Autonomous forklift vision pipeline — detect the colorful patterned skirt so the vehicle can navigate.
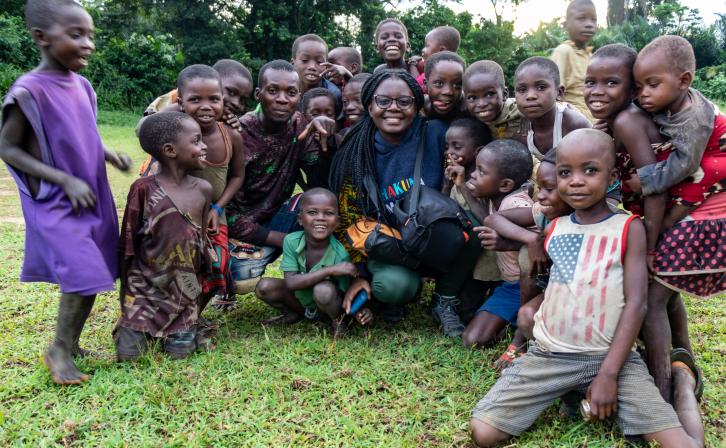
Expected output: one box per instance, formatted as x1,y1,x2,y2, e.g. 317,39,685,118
654,218,726,298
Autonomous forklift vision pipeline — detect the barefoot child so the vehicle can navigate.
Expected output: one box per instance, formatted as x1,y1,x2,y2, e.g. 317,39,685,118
550,0,597,122
423,51,467,122
0,0,131,384
115,112,212,360
632,36,726,402
459,140,534,348
513,57,590,160
255,188,371,337
470,129,705,448
463,61,522,140
483,151,573,369
176,65,246,311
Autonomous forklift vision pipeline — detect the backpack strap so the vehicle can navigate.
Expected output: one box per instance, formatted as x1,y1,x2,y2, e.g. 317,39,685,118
407,120,428,215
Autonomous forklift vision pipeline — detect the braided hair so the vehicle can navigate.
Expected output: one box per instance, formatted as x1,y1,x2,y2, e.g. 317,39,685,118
329,69,425,215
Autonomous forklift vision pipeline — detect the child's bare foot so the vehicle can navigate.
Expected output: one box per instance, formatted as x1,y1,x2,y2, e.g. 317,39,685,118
43,343,90,385
262,313,302,326
71,344,96,358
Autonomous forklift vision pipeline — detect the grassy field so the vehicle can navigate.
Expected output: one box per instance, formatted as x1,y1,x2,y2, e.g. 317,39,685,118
0,110,724,447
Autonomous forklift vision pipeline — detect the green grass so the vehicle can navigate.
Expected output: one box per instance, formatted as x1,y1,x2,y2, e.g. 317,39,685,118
0,110,724,446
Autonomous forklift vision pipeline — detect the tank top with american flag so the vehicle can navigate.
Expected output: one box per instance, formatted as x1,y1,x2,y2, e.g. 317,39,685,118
533,212,638,354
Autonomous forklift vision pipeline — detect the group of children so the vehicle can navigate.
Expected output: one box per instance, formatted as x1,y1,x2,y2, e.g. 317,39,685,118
1,0,722,446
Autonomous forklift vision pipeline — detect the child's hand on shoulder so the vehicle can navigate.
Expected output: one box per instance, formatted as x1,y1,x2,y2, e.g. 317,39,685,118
62,175,96,212
329,261,359,277
223,111,242,132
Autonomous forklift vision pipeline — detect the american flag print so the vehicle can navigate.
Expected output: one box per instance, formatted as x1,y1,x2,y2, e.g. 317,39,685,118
548,234,584,283
534,214,635,352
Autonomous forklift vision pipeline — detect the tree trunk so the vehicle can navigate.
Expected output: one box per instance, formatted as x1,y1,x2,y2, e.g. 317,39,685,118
607,0,625,26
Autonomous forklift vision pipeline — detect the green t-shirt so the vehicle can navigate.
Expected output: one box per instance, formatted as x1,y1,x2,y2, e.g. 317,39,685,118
280,231,351,309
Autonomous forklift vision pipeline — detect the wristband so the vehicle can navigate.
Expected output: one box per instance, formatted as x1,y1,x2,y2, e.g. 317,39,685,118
210,203,223,215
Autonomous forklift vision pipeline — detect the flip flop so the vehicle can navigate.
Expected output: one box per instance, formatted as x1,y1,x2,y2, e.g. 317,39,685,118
671,347,704,401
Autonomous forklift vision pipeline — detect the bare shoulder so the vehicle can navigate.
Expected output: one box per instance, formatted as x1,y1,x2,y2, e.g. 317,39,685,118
190,176,213,200
225,123,244,147
611,105,653,133
562,107,591,134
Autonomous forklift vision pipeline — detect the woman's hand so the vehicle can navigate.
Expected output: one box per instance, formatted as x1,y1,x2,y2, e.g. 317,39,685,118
343,277,371,314
354,307,373,325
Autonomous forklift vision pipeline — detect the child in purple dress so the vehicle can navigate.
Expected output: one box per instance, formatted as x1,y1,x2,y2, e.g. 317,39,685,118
0,0,131,384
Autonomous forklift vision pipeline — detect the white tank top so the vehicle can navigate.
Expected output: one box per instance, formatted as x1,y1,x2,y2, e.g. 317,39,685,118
527,102,566,160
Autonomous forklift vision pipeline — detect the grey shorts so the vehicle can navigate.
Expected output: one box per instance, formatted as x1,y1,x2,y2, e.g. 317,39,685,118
472,343,682,436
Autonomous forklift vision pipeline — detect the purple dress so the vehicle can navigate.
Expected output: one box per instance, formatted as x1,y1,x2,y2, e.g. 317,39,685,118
2,71,118,295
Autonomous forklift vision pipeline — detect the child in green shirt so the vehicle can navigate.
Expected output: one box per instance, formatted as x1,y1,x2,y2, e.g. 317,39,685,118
255,188,371,337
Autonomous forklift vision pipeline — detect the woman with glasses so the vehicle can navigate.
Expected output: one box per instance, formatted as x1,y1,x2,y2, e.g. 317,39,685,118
329,69,481,335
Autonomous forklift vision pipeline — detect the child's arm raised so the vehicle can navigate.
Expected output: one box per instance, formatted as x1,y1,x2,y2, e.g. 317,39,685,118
208,127,245,233
0,102,95,212
284,262,358,292
587,218,648,421
613,110,667,270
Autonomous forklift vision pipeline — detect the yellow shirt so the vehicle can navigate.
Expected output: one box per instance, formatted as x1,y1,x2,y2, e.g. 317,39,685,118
550,40,594,122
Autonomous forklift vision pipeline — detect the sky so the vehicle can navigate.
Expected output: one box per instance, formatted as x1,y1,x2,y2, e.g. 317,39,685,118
393,0,724,35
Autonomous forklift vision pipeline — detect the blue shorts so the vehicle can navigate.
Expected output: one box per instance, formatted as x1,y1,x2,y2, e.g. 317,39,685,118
477,280,520,326
229,194,303,281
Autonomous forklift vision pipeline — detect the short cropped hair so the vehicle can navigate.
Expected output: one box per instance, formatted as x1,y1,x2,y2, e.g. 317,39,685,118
257,59,297,88
481,139,533,189
212,59,253,85
301,87,338,116
448,117,492,148
177,64,221,96
541,148,557,165
348,73,372,86
428,26,461,52
424,51,466,78
515,56,560,87
292,34,328,59
25,0,82,30
593,44,637,84
328,47,363,69
639,35,696,74
464,60,506,90
301,187,338,209
566,0,595,17
375,18,409,40
138,111,194,159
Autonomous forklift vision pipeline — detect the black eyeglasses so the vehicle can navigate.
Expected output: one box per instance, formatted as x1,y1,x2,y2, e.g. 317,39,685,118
373,95,415,109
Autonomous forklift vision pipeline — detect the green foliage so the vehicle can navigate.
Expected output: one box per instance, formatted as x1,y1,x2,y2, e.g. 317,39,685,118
399,0,474,58
0,13,38,69
84,33,183,111
692,65,726,102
